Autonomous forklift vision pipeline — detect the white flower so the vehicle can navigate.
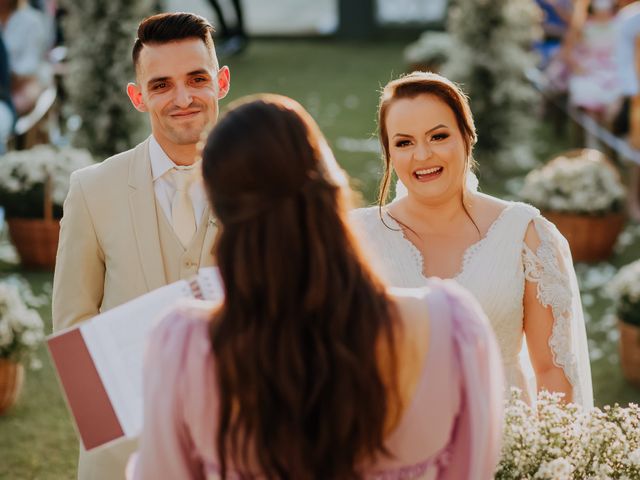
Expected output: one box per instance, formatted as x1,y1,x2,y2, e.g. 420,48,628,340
0,278,45,366
607,259,640,320
520,150,625,214
404,31,455,65
534,458,574,479
629,448,640,466
0,145,94,211
0,320,14,348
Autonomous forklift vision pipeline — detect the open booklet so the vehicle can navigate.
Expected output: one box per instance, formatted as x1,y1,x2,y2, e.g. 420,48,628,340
47,267,224,452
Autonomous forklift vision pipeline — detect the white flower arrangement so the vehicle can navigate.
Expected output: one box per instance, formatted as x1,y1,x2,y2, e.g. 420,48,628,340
64,0,153,158
0,277,45,367
403,31,455,67
520,150,625,215
0,145,94,218
606,259,640,327
497,389,640,479
443,0,541,170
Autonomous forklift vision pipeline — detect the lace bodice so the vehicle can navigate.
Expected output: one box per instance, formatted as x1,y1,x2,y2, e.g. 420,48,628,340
351,202,593,407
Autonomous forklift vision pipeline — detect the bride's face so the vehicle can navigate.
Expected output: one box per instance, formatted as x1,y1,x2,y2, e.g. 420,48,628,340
385,94,467,203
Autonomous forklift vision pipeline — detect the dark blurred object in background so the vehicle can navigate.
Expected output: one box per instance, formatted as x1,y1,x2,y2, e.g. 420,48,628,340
207,0,248,57
0,35,15,153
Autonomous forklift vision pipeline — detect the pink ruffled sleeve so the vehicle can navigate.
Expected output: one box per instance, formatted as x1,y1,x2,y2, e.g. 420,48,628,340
127,301,210,480
436,281,505,480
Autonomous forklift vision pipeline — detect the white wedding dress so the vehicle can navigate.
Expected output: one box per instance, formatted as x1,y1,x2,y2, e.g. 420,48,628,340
351,201,593,408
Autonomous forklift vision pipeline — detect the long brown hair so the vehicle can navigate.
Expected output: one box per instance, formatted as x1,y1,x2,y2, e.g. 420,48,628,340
377,71,478,207
201,94,400,480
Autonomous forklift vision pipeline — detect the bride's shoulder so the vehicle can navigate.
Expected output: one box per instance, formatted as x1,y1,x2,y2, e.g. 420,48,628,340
472,193,539,219
476,195,567,253
350,205,379,219
349,205,389,232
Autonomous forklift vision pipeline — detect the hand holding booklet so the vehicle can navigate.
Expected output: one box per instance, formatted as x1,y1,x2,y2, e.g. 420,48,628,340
47,267,224,452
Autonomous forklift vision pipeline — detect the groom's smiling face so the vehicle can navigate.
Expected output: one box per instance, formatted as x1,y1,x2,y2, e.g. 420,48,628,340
128,38,230,149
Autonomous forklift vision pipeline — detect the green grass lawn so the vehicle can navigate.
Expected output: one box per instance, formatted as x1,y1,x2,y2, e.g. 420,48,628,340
1,38,639,479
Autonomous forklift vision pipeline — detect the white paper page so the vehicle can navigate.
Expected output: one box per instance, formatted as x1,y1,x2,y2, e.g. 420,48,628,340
197,267,225,302
81,280,193,438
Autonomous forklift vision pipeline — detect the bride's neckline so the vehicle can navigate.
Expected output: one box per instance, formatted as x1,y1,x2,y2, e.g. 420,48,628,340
383,203,517,281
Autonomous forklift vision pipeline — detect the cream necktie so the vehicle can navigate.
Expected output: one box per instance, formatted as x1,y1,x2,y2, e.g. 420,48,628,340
171,168,196,248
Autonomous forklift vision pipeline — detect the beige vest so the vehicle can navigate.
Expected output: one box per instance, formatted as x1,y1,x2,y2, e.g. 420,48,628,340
156,197,213,283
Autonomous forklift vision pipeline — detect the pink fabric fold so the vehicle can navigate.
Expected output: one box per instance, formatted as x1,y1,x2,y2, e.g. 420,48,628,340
433,280,505,480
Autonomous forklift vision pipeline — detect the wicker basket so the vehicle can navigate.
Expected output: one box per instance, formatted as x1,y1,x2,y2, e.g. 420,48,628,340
541,149,626,262
619,320,640,388
0,359,24,415
7,218,59,269
5,175,59,270
543,211,626,262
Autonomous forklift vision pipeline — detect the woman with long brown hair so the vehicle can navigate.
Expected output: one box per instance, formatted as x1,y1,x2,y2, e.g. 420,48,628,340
352,71,593,408
129,94,503,480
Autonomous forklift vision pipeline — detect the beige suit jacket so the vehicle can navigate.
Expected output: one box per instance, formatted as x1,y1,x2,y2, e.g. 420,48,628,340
52,137,217,480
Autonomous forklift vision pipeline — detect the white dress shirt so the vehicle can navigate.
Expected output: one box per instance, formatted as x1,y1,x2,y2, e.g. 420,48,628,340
149,136,207,227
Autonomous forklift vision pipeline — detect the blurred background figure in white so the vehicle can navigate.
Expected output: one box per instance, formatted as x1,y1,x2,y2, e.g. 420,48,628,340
0,0,54,117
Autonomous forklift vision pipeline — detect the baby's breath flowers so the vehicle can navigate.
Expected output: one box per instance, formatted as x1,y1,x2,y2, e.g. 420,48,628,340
497,389,640,479
0,277,46,368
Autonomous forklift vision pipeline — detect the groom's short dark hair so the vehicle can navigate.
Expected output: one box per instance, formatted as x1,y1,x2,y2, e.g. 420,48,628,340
132,12,217,70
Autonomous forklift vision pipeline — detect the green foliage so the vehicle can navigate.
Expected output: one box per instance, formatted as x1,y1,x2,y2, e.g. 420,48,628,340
0,272,76,479
62,0,156,159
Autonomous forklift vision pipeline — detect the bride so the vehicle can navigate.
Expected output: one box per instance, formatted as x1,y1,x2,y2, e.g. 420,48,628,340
352,71,593,408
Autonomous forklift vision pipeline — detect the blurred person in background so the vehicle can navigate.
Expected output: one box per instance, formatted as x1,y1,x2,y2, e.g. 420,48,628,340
563,0,623,124
535,0,574,67
614,0,640,219
206,0,247,56
128,94,504,480
0,0,53,116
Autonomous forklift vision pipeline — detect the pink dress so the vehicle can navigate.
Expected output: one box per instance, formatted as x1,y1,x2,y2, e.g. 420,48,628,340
569,18,622,111
128,280,504,480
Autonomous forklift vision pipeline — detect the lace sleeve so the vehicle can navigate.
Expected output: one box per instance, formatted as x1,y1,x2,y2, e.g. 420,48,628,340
521,216,594,408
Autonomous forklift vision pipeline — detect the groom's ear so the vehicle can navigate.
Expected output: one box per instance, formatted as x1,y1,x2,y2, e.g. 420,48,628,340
216,66,230,100
127,83,147,112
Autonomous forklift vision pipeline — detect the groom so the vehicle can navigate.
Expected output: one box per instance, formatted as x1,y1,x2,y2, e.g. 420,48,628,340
52,12,230,480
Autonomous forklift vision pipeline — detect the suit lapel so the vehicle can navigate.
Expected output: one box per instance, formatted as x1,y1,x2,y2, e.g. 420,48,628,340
128,138,167,291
